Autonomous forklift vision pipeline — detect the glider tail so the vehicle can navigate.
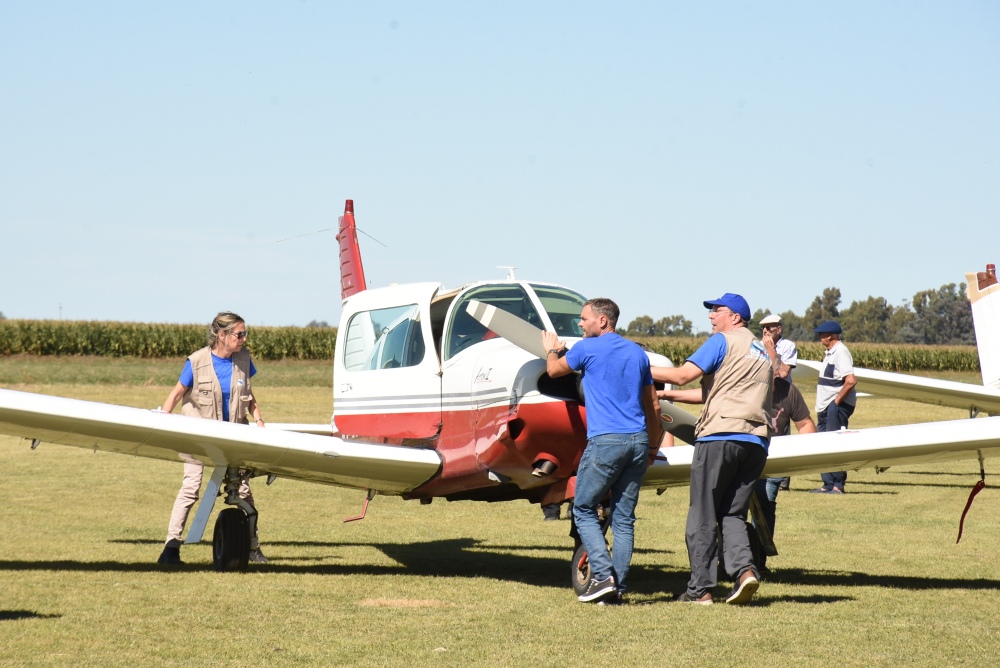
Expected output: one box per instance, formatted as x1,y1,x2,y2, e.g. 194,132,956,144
337,199,367,299
966,263,1000,388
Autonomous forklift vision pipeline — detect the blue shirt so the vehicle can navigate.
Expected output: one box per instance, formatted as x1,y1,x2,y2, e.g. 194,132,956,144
565,332,653,439
687,332,769,450
179,355,257,422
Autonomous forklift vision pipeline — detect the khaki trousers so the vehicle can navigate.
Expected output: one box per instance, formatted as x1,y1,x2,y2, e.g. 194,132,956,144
164,461,257,549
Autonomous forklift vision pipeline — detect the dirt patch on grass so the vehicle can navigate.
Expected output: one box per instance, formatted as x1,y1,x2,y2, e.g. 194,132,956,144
360,598,448,608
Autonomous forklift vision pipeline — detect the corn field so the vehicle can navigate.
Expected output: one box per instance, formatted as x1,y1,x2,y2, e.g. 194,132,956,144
0,321,980,371
0,320,336,360
632,336,980,373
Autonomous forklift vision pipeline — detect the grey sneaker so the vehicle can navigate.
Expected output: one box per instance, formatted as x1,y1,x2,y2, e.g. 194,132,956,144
156,546,184,566
577,576,616,603
676,591,713,605
249,547,269,564
726,570,759,604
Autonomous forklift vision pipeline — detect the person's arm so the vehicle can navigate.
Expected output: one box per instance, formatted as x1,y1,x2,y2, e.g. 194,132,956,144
761,331,782,377
641,384,664,461
793,416,817,434
650,361,704,386
834,374,857,405
656,388,703,404
541,331,572,377
161,382,188,414
248,397,264,426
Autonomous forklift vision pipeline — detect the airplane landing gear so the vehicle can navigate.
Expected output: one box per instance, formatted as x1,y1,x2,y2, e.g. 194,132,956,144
570,543,591,596
568,500,611,596
213,508,250,572
211,467,258,573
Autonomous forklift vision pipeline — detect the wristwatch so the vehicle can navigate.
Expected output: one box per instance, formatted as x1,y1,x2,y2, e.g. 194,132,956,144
547,349,561,355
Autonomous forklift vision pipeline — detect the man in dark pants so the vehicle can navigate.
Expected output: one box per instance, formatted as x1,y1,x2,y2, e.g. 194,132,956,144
811,320,857,494
753,377,816,573
652,293,773,605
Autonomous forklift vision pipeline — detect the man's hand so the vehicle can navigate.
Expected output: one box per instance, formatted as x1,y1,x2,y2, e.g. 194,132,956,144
541,331,565,355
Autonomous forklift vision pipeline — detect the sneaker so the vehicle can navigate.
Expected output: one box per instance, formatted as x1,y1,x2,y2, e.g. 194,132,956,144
157,546,184,566
676,591,713,605
578,576,616,603
831,487,845,494
596,592,625,606
726,570,759,605
249,547,269,564
809,487,833,494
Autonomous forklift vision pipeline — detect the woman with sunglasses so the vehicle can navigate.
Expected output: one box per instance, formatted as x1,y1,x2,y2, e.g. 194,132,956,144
155,311,268,566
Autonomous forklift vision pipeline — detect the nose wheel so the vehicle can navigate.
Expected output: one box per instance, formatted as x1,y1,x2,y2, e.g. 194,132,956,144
570,543,592,596
213,507,251,572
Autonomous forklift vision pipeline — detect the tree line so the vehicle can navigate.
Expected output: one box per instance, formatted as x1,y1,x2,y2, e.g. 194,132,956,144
622,282,974,344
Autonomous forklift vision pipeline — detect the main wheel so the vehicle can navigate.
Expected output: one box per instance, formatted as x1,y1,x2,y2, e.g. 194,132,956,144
213,508,250,572
571,543,591,596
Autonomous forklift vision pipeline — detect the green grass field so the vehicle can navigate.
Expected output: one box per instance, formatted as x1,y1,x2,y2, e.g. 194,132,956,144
1,358,997,667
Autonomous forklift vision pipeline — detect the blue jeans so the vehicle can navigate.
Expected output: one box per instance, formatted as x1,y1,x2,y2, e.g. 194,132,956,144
573,431,649,593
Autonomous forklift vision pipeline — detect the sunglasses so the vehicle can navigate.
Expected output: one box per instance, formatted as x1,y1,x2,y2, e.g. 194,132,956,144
231,331,248,340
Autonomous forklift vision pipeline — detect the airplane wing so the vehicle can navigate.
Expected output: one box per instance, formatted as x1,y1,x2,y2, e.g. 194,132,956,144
794,360,1000,415
0,388,441,493
644,416,1000,488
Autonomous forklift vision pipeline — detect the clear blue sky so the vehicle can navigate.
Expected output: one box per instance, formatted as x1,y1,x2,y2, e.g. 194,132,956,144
2,2,997,329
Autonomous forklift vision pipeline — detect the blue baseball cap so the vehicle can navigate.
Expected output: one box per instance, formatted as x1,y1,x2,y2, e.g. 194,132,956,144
814,320,842,334
703,293,751,322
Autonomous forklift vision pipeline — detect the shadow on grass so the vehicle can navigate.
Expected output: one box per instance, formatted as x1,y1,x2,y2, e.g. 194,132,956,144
842,479,982,490
0,609,61,621
3,537,998,601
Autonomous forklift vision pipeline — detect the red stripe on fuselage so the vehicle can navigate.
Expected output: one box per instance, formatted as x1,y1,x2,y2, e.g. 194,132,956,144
336,399,589,499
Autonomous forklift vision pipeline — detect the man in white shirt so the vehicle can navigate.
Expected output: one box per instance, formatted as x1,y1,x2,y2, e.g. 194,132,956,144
810,320,857,494
759,314,797,382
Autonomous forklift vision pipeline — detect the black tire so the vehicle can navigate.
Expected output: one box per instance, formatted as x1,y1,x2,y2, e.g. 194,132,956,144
571,543,591,596
213,508,250,572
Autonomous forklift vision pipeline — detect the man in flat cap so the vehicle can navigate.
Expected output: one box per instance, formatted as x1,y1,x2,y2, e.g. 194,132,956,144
759,314,797,382
811,320,857,494
760,313,798,491
652,293,773,605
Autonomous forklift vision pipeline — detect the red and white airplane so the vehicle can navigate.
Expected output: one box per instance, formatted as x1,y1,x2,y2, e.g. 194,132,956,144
1,200,999,584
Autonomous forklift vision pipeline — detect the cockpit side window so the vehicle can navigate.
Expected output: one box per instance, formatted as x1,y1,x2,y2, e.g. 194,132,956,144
343,304,425,371
530,285,586,338
446,285,542,360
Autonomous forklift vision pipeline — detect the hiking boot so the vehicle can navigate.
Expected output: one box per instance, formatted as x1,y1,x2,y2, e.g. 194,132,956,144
726,569,759,604
577,576,616,603
157,546,184,566
676,591,713,605
249,547,269,564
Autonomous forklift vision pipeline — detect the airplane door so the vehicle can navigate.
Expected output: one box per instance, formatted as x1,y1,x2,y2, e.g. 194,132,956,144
333,283,442,440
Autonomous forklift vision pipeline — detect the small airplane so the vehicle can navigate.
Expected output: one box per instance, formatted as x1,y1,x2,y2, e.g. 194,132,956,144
2,199,999,590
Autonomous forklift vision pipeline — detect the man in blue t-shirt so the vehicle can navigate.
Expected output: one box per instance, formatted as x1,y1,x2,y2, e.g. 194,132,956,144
543,298,662,604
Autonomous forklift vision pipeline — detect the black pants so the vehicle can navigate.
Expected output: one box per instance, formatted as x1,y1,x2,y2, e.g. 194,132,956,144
685,439,768,598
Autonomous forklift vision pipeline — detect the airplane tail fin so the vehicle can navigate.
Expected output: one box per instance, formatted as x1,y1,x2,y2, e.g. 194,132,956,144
966,263,999,388
337,199,367,299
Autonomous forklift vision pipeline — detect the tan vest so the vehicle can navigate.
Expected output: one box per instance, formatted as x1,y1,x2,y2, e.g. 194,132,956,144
695,328,773,440
180,346,254,424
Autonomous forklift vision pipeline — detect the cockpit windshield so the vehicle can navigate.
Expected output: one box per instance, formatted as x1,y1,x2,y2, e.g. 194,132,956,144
529,284,586,338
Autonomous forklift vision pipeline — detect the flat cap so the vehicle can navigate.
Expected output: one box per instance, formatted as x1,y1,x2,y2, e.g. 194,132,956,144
814,320,842,335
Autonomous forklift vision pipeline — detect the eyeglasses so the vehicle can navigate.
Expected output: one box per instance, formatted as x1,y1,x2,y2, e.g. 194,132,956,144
231,331,248,340
709,306,730,314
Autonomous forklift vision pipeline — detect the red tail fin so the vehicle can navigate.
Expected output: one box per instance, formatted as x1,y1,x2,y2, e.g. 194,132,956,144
337,199,367,299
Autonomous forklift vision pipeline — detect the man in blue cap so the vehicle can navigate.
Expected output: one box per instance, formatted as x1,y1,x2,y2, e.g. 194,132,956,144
811,320,857,494
652,293,773,605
